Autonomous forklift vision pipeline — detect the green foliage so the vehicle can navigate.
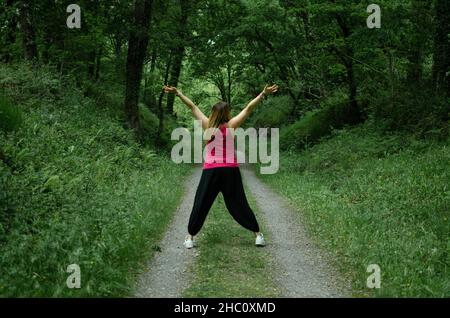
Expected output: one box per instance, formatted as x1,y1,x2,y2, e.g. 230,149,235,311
1,0,449,298
0,63,62,103
139,103,159,142
159,115,180,148
259,126,450,297
248,95,294,129
368,84,449,138
0,161,11,236
42,175,61,192
280,91,354,150
83,81,123,113
0,93,22,132
0,63,189,296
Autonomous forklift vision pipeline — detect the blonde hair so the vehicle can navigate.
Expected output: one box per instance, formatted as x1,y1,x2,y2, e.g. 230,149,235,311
205,101,231,141
208,101,231,129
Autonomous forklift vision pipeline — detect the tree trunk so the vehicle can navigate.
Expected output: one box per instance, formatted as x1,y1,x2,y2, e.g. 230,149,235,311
432,0,450,94
95,47,102,81
346,50,360,123
87,49,96,80
334,14,361,124
124,0,153,138
226,63,232,106
407,0,432,83
166,47,184,114
18,1,38,62
150,48,157,72
156,57,172,146
407,50,423,83
386,48,396,114
2,0,18,63
41,31,52,64
167,0,190,115
112,35,124,77
212,72,227,103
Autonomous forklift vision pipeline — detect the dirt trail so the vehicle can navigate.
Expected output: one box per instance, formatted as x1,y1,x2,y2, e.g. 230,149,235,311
134,166,349,297
133,168,201,298
241,166,349,297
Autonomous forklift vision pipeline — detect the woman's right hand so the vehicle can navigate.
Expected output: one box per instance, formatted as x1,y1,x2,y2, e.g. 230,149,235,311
163,85,179,95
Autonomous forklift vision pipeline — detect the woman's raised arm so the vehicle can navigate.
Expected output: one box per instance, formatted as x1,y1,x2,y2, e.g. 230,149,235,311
228,84,278,129
163,86,209,129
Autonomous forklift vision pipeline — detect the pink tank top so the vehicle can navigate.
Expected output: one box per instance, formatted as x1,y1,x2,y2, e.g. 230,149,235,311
203,123,239,170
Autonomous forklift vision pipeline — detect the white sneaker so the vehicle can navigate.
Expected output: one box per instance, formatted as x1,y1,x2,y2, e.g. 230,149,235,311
184,235,194,249
255,233,266,247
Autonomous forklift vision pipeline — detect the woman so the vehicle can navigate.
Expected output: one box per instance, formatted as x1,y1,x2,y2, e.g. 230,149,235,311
163,84,279,249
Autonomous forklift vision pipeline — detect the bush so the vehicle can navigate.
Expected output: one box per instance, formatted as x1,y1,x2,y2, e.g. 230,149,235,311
0,93,22,132
259,126,450,297
159,115,180,148
248,95,294,129
0,63,189,296
0,63,62,103
368,83,449,139
83,81,122,113
139,103,159,142
280,91,355,150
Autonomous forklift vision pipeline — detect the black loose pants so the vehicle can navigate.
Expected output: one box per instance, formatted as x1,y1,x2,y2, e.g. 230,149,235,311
188,167,260,236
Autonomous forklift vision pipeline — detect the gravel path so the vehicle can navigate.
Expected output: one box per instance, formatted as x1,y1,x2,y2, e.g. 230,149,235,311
134,166,349,298
133,168,201,298
241,166,350,297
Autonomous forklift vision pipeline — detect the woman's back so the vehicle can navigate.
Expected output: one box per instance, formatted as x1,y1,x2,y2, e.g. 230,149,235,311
203,122,239,170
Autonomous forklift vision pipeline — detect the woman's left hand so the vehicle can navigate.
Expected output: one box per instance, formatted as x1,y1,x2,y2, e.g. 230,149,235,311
263,84,279,95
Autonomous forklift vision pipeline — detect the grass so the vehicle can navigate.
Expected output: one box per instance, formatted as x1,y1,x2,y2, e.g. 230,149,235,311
183,185,280,298
257,126,450,297
0,63,190,296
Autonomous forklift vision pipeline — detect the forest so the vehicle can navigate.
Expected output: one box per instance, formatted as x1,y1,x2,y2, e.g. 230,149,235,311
0,0,449,298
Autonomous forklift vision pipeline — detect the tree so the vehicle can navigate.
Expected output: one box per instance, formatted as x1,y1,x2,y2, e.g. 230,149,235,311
18,1,38,61
167,0,192,115
1,0,18,63
107,1,132,78
333,11,361,124
406,0,432,83
124,0,153,137
432,0,450,94
189,0,249,107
